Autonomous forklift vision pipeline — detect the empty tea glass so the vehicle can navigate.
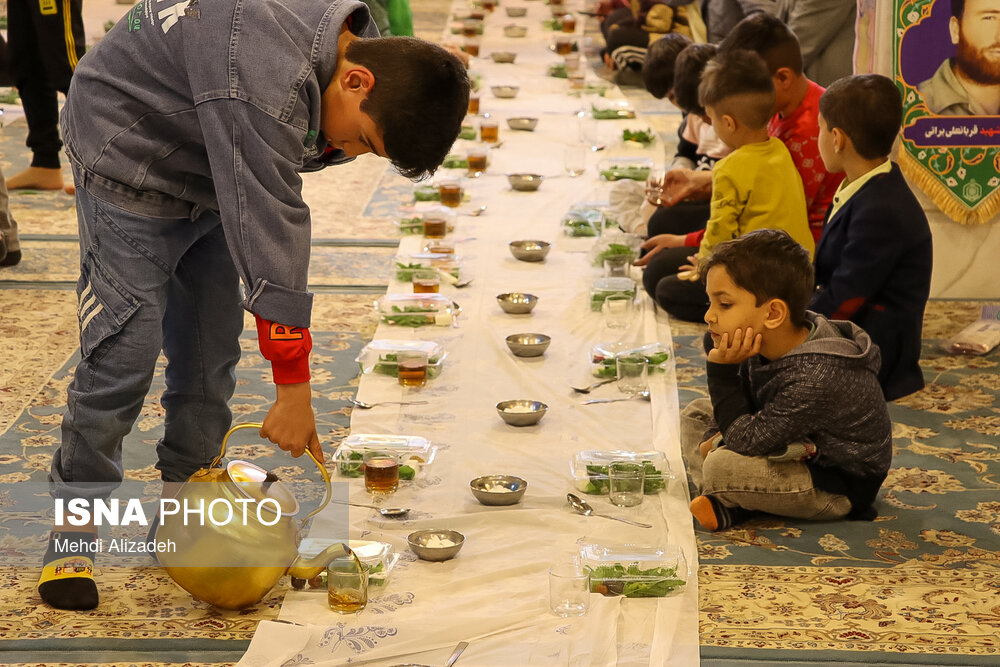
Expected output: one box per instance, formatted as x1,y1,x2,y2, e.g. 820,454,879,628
608,461,645,507
616,354,648,396
564,145,587,177
548,562,590,617
601,294,633,329
603,255,631,278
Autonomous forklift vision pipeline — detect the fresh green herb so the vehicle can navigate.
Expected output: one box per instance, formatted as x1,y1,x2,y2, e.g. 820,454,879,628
593,243,636,267
371,353,442,378
622,128,655,145
398,217,423,235
548,63,568,78
442,154,468,169
568,85,608,98
599,165,650,181
586,563,685,597
414,185,440,201
470,75,483,92
589,289,636,312
543,18,563,30
395,262,459,282
562,214,598,237
450,23,483,34
338,451,364,477
458,125,477,140
381,305,439,327
581,461,666,495
399,465,416,481
591,105,636,120
592,350,670,375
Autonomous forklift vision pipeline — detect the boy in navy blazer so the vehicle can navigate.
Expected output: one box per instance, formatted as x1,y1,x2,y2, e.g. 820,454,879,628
811,74,932,400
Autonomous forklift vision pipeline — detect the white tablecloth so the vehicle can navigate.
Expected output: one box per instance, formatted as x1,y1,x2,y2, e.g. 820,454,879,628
238,4,699,666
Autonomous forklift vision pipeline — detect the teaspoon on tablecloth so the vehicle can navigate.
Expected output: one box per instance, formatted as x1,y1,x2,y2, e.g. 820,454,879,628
566,493,652,528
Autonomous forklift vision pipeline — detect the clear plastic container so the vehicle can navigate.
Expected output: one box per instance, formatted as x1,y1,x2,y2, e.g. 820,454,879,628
394,254,462,282
356,340,448,379
375,294,455,327
297,539,400,587
334,434,438,480
590,342,672,377
596,157,653,181
591,232,642,268
590,101,637,120
570,449,671,495
589,277,637,312
579,541,687,597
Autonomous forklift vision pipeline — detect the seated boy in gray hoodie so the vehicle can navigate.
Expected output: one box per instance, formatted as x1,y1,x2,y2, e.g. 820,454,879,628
681,229,892,531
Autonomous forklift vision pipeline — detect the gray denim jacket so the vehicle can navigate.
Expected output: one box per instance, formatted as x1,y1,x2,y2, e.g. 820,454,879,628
62,0,378,328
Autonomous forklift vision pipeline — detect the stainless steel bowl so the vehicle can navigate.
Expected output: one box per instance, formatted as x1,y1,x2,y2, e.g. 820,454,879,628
470,474,529,504
495,399,547,426
505,6,528,17
509,240,551,261
508,173,544,191
505,333,551,357
496,292,538,314
407,529,466,562
491,51,517,64
507,116,538,131
491,85,520,99
504,25,527,38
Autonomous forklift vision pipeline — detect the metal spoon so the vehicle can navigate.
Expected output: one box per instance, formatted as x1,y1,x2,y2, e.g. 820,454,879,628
468,204,487,217
334,500,410,518
566,493,652,528
581,390,651,405
389,640,468,667
348,398,429,409
570,377,617,394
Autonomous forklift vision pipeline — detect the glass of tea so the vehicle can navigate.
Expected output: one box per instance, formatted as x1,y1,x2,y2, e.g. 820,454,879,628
438,179,463,208
423,212,448,239
412,269,440,294
328,557,369,614
467,145,489,177
561,14,577,32
482,0,496,12
468,93,481,115
397,349,429,388
462,19,479,37
463,38,480,57
364,450,400,494
479,119,499,143
555,36,574,56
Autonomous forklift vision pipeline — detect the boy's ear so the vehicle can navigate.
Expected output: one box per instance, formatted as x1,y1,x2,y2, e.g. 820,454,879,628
772,67,796,90
762,298,789,330
341,66,375,94
722,113,738,133
831,127,849,154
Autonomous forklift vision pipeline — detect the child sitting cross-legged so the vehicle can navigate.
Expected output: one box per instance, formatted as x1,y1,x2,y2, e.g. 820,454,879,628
637,49,814,322
681,229,893,531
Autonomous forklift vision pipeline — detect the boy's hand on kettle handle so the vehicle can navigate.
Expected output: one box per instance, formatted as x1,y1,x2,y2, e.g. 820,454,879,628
261,381,324,463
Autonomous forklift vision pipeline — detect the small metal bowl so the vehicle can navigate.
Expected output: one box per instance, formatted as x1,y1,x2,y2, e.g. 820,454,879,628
492,85,520,99
491,51,517,64
505,333,551,357
507,116,538,132
470,474,529,504
505,6,528,17
509,239,551,262
407,529,466,562
496,292,538,314
508,173,544,191
504,25,527,38
495,400,547,426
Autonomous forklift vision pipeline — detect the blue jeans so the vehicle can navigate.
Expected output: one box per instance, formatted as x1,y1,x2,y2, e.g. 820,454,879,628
51,167,244,498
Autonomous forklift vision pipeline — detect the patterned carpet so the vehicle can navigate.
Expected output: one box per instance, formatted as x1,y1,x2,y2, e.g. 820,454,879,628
673,302,1000,665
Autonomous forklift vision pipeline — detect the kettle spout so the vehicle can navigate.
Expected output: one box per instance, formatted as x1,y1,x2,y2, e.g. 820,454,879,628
287,542,353,580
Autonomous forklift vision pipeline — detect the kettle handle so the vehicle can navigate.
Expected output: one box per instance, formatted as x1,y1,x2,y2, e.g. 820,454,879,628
210,422,332,521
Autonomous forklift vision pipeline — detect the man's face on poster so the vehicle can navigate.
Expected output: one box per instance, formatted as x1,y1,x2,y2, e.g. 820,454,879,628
951,0,1000,84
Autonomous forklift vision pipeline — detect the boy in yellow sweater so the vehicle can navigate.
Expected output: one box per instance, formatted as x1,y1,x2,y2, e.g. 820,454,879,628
638,50,814,321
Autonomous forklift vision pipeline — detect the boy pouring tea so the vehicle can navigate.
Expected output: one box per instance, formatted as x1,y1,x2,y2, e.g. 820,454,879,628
39,0,469,610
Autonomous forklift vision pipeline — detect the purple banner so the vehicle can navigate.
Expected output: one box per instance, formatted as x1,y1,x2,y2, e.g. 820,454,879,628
904,117,1000,146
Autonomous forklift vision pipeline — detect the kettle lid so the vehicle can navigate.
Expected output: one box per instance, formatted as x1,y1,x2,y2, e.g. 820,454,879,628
226,460,299,516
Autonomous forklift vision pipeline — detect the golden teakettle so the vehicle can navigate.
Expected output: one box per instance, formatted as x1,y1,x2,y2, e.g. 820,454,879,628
156,423,351,610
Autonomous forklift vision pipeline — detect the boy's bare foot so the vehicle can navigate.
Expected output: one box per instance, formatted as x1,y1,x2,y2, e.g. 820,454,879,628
5,166,65,191
64,182,76,195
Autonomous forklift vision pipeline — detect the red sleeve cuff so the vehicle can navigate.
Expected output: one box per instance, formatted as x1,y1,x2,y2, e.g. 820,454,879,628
254,315,312,385
685,230,704,246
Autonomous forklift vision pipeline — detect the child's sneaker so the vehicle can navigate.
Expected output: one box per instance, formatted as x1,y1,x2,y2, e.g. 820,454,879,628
37,531,99,610
690,494,753,531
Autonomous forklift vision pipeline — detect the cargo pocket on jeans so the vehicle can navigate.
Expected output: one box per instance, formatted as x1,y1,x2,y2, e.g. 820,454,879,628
76,252,140,359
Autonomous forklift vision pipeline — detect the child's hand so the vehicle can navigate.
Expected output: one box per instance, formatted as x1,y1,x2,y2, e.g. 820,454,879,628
676,255,699,280
661,169,712,207
634,234,686,266
707,327,762,365
260,381,324,463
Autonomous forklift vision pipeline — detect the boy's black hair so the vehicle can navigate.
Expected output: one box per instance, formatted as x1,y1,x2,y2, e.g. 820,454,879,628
718,13,803,75
642,33,693,99
819,74,902,160
347,37,470,180
672,43,717,116
701,229,814,328
952,0,965,17
699,50,775,129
